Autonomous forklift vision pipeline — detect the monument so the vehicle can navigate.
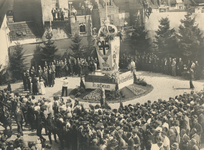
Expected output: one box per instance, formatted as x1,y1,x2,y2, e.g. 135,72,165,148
84,19,134,90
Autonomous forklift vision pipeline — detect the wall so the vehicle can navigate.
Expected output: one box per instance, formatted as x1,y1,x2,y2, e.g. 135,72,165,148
98,6,120,26
145,10,204,42
0,15,10,67
9,37,88,69
70,15,92,36
41,0,69,23
41,0,53,23
113,0,144,26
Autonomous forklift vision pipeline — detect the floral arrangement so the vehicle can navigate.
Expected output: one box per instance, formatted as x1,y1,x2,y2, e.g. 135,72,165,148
83,88,102,101
106,71,119,83
126,84,146,95
135,77,147,86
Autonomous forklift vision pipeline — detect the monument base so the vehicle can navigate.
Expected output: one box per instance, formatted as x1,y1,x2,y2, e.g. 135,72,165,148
85,69,134,90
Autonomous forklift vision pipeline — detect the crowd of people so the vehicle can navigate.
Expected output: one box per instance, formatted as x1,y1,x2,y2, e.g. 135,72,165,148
22,57,99,95
0,88,203,150
120,53,203,80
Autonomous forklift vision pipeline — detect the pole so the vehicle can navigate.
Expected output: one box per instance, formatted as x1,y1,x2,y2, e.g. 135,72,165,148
106,0,107,19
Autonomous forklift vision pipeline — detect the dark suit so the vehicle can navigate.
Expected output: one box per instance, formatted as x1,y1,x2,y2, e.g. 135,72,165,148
15,110,24,134
47,116,57,144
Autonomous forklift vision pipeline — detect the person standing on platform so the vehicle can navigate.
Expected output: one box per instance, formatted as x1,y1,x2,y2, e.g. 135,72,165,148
177,58,183,76
189,66,195,89
30,66,36,79
32,75,38,95
22,72,27,91
129,58,137,82
62,77,69,97
42,67,48,87
38,66,43,80
48,67,52,87
38,79,46,95
171,58,177,76
29,77,33,94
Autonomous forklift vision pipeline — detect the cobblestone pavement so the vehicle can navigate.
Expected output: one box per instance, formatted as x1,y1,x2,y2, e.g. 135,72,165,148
0,71,204,150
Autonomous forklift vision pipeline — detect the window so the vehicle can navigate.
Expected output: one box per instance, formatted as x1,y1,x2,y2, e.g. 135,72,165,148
79,23,86,33
171,4,176,7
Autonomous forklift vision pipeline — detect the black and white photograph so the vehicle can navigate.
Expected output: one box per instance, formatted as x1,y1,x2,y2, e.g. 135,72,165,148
0,0,204,149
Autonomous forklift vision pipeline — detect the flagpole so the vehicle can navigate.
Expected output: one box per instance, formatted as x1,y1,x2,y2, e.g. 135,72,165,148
106,0,108,20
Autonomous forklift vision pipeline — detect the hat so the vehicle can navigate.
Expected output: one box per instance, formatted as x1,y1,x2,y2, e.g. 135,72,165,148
171,142,179,149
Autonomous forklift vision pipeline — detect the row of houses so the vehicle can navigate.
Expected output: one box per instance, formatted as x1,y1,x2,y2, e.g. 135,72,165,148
0,0,204,68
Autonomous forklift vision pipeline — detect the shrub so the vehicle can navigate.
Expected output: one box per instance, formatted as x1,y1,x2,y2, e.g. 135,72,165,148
135,77,147,86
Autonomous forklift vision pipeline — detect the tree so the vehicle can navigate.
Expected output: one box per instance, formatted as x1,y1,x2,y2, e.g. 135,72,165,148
131,24,151,54
0,64,6,85
177,12,204,62
70,34,84,58
83,35,97,58
154,17,177,58
9,42,27,80
41,32,58,64
32,45,42,67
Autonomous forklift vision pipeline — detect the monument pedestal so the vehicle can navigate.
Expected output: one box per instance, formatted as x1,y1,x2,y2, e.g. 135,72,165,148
84,70,134,90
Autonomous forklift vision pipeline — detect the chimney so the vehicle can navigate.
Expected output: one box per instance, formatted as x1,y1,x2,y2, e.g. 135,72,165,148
6,10,14,23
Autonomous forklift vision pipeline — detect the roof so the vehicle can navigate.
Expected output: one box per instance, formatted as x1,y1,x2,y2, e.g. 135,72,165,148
0,0,13,28
12,0,44,36
8,21,41,42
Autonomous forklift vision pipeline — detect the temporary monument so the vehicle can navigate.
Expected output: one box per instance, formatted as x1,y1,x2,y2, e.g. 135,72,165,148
84,19,134,90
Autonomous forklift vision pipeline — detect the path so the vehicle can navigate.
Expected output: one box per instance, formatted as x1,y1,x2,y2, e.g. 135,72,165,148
1,71,203,109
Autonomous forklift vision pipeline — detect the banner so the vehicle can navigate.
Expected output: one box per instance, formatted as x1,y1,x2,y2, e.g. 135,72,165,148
96,36,120,75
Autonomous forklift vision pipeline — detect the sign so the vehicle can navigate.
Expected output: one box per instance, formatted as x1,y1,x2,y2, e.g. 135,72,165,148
118,71,133,89
85,82,116,90
85,75,115,84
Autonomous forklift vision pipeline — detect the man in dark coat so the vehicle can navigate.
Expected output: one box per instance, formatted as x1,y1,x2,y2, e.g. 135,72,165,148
32,75,38,95
15,105,24,135
22,72,28,91
35,110,46,142
46,113,57,144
